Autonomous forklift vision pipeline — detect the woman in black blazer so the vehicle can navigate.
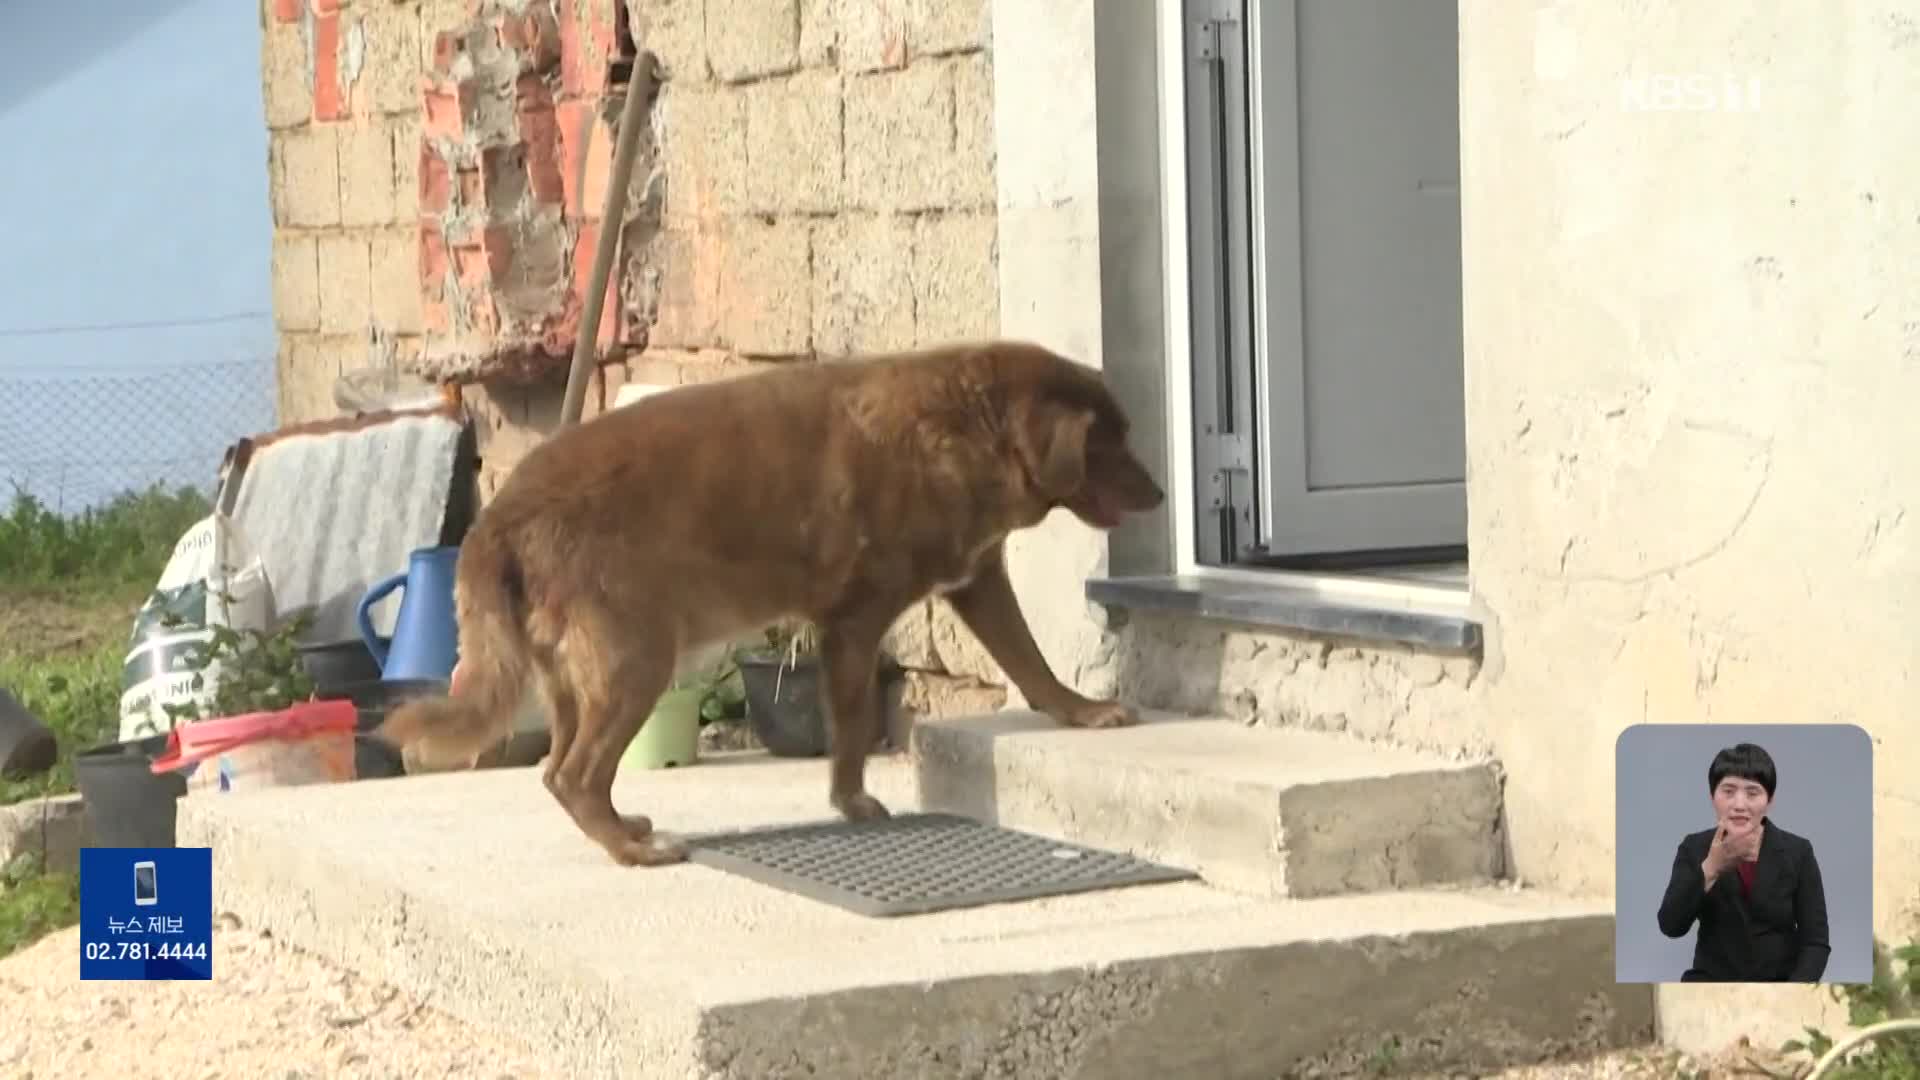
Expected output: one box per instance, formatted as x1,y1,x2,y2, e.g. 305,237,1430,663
1656,742,1831,982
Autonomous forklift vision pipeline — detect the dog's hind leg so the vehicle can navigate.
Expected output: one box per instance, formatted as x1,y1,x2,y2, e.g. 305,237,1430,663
546,609,686,866
537,663,577,795
822,615,892,822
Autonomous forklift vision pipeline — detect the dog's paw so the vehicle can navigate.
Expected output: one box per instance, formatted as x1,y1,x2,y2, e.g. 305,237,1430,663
610,833,689,868
1057,699,1139,729
833,791,893,822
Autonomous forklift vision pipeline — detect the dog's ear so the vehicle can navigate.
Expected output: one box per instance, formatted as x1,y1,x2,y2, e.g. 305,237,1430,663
1014,399,1095,499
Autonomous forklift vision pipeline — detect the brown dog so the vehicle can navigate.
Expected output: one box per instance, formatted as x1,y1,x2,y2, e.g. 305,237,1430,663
375,340,1165,866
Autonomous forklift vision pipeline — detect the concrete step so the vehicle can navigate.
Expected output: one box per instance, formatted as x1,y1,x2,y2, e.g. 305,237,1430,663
913,710,1506,900
180,754,1647,1079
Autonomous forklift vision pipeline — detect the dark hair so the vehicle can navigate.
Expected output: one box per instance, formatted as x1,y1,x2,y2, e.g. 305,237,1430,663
1708,743,1777,799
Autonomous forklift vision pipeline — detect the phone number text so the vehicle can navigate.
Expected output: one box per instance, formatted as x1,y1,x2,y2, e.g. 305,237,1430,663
83,940,209,962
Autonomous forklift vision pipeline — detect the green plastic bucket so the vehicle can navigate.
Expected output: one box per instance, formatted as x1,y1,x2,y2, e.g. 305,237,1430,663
622,687,702,770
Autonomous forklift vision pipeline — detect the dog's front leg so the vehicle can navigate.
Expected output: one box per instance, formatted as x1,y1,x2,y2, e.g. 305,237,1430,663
821,616,893,821
942,544,1137,730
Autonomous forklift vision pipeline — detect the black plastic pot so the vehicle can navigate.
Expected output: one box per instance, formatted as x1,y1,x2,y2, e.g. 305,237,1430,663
298,639,384,697
73,734,188,848
738,652,828,757
328,677,449,780
735,653,911,758
0,686,57,780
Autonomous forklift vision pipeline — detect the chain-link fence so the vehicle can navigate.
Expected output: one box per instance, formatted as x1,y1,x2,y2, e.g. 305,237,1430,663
0,355,276,515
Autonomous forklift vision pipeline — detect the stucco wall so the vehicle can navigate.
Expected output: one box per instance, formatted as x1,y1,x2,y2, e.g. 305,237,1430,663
1458,0,1920,1046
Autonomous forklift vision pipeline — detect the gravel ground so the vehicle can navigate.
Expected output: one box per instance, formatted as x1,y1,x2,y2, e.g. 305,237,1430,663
1472,1041,1801,1079
0,919,1803,1080
0,922,556,1079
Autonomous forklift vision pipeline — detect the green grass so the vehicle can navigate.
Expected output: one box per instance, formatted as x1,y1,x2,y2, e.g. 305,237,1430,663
0,482,210,958
0,856,79,959
0,482,209,591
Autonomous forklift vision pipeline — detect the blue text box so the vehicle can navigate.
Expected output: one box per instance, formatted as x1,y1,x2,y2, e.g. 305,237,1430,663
79,847,212,981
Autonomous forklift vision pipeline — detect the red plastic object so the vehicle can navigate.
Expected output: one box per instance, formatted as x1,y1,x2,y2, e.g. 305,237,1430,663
149,698,357,775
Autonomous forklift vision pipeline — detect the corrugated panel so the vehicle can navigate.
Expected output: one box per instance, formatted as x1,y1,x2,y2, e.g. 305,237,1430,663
220,408,471,646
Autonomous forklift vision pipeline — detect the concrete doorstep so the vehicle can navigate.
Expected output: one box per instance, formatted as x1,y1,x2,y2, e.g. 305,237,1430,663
179,739,1650,1079
916,710,1506,900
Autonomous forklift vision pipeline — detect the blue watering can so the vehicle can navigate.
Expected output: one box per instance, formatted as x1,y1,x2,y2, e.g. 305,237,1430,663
356,545,461,682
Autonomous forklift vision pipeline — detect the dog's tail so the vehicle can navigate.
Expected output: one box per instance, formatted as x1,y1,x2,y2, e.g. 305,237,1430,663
375,531,531,768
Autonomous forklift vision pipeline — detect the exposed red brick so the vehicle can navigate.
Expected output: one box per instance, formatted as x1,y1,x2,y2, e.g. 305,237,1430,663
556,0,597,99
527,146,566,206
423,294,451,334
569,221,619,347
480,224,517,279
431,31,465,76
453,243,489,289
556,101,596,216
519,107,565,206
513,72,554,114
419,227,450,283
312,0,342,14
569,220,597,288
272,0,301,23
590,6,617,79
419,147,452,214
312,13,346,121
422,83,465,140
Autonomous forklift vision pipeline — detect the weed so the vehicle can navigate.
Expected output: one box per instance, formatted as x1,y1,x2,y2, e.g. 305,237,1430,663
1782,940,1920,1078
1364,1034,1402,1075
0,640,124,806
146,609,318,734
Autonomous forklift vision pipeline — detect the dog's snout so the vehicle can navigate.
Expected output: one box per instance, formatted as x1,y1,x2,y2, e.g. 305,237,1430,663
1112,455,1165,512
1135,474,1166,510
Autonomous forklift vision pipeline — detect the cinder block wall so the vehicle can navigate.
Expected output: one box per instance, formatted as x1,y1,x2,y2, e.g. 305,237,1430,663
258,0,1008,711
262,0,434,420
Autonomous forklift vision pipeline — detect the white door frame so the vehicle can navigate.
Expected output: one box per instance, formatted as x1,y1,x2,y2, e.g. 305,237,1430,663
1151,0,1470,610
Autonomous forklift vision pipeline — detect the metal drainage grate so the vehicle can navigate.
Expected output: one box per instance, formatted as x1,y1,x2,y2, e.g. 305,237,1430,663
683,812,1199,917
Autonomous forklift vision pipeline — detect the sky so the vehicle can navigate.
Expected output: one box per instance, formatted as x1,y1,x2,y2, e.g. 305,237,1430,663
0,0,279,512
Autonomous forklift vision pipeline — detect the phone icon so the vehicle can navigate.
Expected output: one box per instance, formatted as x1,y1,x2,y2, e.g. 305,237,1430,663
133,861,158,906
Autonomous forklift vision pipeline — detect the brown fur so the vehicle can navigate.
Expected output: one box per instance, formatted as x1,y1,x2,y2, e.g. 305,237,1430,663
376,340,1165,866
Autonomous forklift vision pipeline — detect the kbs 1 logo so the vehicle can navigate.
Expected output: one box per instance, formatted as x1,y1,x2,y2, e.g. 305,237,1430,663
1618,74,1764,114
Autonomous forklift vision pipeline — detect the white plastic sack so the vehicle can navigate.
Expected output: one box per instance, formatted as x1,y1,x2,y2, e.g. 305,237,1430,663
117,512,277,742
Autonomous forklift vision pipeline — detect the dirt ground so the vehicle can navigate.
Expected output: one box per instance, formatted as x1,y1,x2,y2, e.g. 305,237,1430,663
0,913,1805,1080
0,921,557,1079
0,585,139,662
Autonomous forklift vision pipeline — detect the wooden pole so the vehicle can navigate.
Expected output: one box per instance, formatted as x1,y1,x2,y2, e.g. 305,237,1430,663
557,53,660,430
